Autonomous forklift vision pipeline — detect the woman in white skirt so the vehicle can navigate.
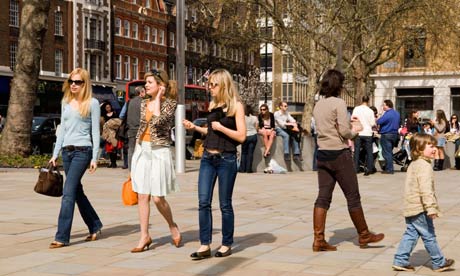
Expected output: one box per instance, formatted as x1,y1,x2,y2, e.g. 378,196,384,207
130,69,181,253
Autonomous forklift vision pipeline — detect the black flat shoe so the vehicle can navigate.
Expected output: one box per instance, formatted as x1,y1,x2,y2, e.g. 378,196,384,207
215,248,232,258
190,248,211,260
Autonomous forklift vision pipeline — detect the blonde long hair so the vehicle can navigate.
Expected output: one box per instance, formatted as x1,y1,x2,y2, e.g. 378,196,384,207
62,68,92,117
208,69,240,116
144,68,177,100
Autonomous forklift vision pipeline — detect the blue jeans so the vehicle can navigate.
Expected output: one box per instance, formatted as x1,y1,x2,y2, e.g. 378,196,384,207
354,135,374,173
239,134,257,173
380,133,398,173
393,212,446,270
198,151,238,246
275,127,300,155
55,147,103,244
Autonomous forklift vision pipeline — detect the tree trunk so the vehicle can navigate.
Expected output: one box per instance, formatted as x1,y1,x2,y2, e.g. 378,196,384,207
0,1,51,156
301,71,319,136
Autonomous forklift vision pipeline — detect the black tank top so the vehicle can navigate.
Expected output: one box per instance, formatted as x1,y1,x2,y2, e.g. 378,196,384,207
204,107,239,152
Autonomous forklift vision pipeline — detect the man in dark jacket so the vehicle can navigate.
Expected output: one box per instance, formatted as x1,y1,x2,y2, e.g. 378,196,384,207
125,86,145,171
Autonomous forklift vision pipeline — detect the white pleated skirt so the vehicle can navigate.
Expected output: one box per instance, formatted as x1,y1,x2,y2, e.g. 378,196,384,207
131,141,179,196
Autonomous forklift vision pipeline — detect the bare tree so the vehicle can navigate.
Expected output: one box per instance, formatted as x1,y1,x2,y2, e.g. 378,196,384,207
0,0,51,156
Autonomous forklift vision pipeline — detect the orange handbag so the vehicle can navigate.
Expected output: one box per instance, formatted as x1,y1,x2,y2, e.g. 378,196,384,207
122,177,138,206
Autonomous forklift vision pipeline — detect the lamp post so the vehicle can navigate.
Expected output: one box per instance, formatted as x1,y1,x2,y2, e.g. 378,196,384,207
264,11,268,104
175,0,186,173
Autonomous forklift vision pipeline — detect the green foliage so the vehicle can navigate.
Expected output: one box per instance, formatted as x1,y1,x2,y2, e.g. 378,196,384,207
0,154,58,168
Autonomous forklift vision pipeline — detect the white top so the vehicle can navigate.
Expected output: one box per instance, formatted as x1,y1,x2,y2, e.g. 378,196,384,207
274,110,296,129
245,115,258,136
351,104,375,136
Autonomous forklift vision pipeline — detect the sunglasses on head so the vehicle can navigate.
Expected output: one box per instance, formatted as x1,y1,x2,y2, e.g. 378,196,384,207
150,69,164,82
68,79,84,86
208,82,219,89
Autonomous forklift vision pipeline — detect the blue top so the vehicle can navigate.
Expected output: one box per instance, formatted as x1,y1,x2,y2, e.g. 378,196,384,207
53,98,101,162
119,101,127,119
377,108,400,134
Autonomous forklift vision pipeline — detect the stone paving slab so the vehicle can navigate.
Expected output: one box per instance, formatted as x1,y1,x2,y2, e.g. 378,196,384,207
0,162,459,275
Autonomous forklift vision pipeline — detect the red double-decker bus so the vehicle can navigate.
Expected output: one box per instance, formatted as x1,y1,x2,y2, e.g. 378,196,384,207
125,80,209,121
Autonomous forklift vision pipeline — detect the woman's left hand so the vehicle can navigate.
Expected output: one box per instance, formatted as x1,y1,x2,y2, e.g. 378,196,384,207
89,161,97,173
211,121,223,132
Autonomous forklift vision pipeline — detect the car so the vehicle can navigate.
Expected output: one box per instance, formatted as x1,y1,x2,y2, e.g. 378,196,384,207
31,115,61,155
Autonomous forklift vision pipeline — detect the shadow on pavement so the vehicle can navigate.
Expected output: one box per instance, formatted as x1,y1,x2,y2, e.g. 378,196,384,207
328,227,385,249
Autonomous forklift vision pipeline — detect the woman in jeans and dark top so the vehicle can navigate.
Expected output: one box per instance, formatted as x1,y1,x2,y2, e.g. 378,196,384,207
312,69,384,251
49,68,102,248
183,69,246,260
239,105,258,173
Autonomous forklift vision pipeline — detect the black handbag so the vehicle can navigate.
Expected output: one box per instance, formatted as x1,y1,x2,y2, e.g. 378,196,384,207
34,164,63,197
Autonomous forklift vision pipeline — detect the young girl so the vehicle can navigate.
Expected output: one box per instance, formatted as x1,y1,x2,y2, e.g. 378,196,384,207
392,133,454,272
431,110,448,170
183,69,246,260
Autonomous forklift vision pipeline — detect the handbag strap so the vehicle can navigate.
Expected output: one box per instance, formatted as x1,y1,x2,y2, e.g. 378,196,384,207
46,163,61,176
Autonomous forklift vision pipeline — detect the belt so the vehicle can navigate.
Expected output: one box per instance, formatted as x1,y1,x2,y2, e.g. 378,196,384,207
63,145,87,151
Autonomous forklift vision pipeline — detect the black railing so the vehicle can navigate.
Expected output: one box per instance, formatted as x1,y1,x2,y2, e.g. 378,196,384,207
85,39,106,51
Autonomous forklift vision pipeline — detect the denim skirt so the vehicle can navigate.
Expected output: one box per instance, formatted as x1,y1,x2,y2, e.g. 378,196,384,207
437,137,446,147
131,141,178,196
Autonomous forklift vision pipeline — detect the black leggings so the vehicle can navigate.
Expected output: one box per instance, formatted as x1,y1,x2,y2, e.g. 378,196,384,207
315,150,362,211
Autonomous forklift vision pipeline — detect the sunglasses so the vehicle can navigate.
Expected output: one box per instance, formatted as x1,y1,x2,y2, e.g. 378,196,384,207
68,79,84,86
453,117,458,119
150,69,164,82
260,108,267,111
282,105,288,108
208,82,219,89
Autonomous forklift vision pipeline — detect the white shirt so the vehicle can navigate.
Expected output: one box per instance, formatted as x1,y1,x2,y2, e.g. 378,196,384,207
351,104,375,136
245,115,258,136
274,110,296,129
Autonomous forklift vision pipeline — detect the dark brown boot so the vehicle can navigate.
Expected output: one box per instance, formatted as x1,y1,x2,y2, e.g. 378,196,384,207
312,207,337,252
349,208,384,248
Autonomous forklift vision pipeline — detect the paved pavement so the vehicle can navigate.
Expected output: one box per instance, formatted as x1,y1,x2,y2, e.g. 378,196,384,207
1,161,459,276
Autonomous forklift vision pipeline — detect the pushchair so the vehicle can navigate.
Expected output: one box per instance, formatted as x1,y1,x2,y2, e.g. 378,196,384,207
357,138,379,173
377,134,411,172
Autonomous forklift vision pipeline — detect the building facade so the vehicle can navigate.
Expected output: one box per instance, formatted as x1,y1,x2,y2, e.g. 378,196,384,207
372,31,460,122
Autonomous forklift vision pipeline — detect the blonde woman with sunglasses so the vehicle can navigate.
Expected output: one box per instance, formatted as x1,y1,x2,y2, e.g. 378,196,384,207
183,69,246,260
48,68,102,248
130,69,181,253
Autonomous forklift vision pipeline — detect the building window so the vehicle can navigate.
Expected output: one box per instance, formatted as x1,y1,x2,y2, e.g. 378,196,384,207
282,83,293,102
10,42,18,71
55,49,63,76
197,39,202,53
115,55,121,79
159,30,165,45
132,57,138,80
169,63,175,80
55,11,63,36
144,26,150,41
451,88,460,117
152,28,157,44
123,20,130,37
212,43,217,56
152,60,158,70
145,0,151,8
404,28,426,68
124,56,130,80
192,38,197,52
9,0,19,27
132,22,138,39
283,54,293,73
159,61,165,70
90,55,97,79
144,60,150,74
115,18,121,36
396,88,433,122
98,19,103,40
169,32,175,48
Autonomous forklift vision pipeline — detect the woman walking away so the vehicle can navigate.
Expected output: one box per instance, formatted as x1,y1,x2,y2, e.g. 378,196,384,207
239,104,258,173
431,110,448,171
49,68,102,248
130,69,181,253
392,133,455,272
257,103,276,157
312,69,384,251
183,69,246,260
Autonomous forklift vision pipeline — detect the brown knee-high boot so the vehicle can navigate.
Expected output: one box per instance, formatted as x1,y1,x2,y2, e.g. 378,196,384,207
349,208,384,248
312,207,337,252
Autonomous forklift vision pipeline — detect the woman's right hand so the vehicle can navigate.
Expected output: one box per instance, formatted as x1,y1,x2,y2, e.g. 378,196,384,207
49,157,57,167
183,119,195,130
